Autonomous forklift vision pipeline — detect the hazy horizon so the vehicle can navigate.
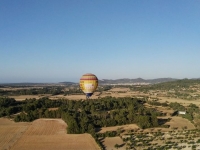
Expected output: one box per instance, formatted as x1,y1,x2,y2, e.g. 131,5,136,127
1,1,200,83
0,76,199,84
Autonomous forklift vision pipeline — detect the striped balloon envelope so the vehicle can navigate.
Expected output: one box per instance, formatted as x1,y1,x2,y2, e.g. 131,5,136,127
79,73,98,98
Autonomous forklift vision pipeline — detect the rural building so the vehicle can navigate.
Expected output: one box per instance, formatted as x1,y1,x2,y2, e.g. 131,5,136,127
172,110,186,116
178,111,186,115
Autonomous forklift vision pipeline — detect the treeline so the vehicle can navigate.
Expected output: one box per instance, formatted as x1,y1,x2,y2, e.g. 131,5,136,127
147,100,168,107
0,96,164,134
0,86,84,96
0,97,23,117
0,87,64,96
0,85,115,96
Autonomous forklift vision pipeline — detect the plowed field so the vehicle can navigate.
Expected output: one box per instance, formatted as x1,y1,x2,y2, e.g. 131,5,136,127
0,118,100,150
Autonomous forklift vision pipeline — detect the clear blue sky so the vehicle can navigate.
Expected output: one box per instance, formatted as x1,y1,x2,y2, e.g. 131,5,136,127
1,0,200,83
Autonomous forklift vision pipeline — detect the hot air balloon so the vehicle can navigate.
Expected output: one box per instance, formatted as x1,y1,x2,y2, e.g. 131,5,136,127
79,73,98,99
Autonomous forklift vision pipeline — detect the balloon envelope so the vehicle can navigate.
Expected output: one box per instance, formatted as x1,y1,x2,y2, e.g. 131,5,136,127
80,73,98,98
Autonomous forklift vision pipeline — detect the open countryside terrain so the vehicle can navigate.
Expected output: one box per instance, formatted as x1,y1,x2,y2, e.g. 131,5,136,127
1,79,200,149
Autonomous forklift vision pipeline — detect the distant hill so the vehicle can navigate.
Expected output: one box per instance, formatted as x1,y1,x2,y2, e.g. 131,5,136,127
98,78,178,85
0,83,49,86
0,82,77,87
3,78,199,86
59,82,77,85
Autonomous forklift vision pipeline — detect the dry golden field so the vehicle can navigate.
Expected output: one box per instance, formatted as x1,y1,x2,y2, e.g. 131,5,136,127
98,115,195,134
99,124,139,133
103,137,125,150
9,95,41,101
0,118,30,150
158,96,200,106
0,118,100,150
8,94,51,101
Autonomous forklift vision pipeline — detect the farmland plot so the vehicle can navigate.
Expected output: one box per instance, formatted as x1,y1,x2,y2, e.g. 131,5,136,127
0,118,29,150
10,119,100,150
103,137,125,150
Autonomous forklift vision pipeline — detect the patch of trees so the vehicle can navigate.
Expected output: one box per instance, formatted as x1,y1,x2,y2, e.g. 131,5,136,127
0,97,23,117
147,100,168,107
97,131,118,138
0,97,16,107
95,85,112,92
0,86,86,96
169,102,185,111
0,87,65,96
1,97,165,134
64,88,83,95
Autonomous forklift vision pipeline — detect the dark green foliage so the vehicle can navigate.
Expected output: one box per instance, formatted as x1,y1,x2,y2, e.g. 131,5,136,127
0,86,82,96
147,101,168,107
97,131,118,138
0,97,16,107
182,113,193,121
169,102,185,111
0,97,23,117
2,96,162,134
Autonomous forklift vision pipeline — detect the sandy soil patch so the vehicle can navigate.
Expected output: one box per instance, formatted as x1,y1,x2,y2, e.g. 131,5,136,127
99,124,139,133
108,92,148,98
109,88,130,92
10,119,100,150
8,94,51,101
165,116,195,130
9,95,41,101
103,137,125,150
48,107,59,111
158,97,200,106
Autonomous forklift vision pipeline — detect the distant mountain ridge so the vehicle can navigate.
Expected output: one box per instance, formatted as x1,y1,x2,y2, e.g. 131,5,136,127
99,78,178,84
2,78,200,86
0,82,78,86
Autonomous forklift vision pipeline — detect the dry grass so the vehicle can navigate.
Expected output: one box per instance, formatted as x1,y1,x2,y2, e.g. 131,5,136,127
158,96,200,106
108,88,130,92
8,94,51,101
0,118,30,150
99,124,139,133
103,137,125,150
165,116,195,130
0,118,100,150
9,95,41,101
48,107,59,111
